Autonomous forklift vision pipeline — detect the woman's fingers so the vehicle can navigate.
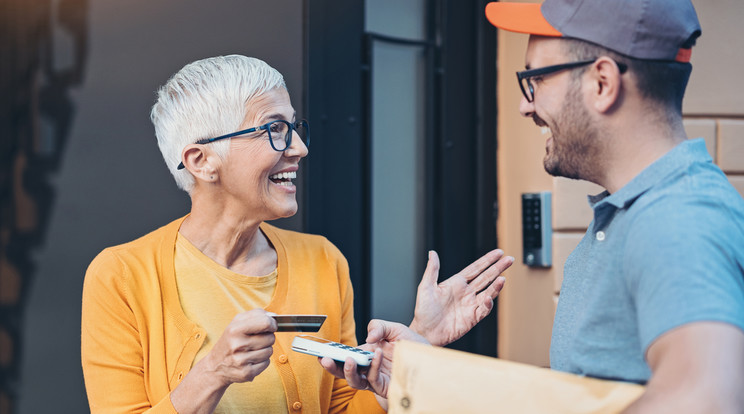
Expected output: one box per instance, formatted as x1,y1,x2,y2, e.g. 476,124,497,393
480,275,506,301
233,332,276,352
417,250,441,289
233,309,277,334
456,249,505,283
235,359,272,383
463,255,513,292
234,345,274,364
208,310,280,384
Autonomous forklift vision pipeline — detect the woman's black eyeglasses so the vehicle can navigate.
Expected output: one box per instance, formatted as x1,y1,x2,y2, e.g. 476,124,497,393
177,119,309,170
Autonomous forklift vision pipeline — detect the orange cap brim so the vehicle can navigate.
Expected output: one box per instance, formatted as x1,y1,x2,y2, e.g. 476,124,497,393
485,2,563,37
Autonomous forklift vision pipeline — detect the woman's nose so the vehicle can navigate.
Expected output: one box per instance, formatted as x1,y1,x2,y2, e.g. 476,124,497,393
284,130,308,158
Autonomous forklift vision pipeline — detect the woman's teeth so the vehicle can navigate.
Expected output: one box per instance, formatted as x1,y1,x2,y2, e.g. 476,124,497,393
541,126,551,135
270,171,296,180
269,171,296,186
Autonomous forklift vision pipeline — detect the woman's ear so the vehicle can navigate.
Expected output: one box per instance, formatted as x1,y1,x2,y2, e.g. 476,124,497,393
588,57,624,113
181,144,218,182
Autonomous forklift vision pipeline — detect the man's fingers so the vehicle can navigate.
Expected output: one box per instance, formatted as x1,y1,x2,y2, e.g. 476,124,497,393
366,349,386,396
368,319,429,345
320,357,345,378
320,356,376,392
342,358,367,389
366,319,391,344
467,256,514,292
366,349,382,384
456,249,505,283
418,250,441,289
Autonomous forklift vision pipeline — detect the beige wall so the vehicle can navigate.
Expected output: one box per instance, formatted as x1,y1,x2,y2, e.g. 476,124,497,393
496,0,744,366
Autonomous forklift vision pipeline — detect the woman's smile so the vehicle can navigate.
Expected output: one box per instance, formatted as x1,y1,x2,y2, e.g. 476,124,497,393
269,170,297,188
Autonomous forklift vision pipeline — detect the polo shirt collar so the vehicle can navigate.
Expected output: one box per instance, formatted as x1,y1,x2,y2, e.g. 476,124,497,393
587,138,710,210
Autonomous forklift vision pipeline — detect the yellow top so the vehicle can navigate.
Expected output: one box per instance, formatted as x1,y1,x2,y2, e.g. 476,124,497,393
82,216,384,413
174,233,287,413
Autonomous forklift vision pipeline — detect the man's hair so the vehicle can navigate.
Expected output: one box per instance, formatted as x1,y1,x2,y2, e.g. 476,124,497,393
562,38,692,118
150,55,286,193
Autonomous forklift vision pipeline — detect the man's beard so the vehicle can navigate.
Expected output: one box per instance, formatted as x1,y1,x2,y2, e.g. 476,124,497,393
538,87,602,181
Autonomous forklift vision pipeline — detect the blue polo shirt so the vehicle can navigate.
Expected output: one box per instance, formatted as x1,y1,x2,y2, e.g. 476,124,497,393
550,138,744,383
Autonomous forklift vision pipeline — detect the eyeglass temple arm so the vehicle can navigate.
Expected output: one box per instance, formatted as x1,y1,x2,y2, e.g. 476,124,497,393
176,126,264,170
176,120,310,171
197,126,263,144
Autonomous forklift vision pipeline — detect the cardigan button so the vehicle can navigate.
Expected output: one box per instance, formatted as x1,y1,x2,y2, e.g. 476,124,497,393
278,355,288,364
292,401,302,411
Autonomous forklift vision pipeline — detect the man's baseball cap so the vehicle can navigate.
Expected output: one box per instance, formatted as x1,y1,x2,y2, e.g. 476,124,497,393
485,0,701,63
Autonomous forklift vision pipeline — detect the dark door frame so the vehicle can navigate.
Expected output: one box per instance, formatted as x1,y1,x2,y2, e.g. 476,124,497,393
305,0,498,356
304,0,370,342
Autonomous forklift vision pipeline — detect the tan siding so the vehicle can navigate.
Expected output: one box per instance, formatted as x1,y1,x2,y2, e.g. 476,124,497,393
683,119,717,161
683,0,744,115
718,120,744,173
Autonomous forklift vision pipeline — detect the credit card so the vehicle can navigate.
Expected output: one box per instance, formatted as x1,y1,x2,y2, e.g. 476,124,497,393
272,315,327,332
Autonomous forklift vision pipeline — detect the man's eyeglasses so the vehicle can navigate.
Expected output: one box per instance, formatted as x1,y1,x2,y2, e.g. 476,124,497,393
516,59,627,103
177,119,309,170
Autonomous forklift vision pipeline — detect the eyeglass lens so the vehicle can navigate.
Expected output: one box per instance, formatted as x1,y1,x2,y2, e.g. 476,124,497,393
267,120,309,151
519,76,534,102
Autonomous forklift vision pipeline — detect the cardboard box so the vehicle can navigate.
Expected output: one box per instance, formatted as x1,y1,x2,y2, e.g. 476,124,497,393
388,341,644,414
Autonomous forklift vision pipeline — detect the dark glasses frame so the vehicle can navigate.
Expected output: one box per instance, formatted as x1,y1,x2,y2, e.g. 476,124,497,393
176,119,309,170
516,59,627,102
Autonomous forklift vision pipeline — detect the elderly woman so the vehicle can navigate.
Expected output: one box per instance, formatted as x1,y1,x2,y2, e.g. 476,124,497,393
81,55,513,413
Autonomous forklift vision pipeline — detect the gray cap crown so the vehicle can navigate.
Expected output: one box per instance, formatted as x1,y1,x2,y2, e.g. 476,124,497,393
542,0,701,61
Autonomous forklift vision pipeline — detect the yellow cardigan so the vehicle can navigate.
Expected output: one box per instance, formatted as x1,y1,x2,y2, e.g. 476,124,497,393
81,216,383,413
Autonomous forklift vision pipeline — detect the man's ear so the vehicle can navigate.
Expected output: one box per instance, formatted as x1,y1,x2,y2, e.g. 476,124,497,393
588,56,624,113
181,144,218,182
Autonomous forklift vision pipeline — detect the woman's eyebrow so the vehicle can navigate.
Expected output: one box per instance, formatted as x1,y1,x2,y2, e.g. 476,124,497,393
262,112,297,122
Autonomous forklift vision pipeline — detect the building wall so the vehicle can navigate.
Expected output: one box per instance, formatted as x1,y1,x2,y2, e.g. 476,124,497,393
496,0,744,366
0,1,304,412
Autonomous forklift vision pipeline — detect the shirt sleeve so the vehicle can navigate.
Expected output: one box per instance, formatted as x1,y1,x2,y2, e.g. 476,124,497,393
81,249,177,414
623,196,744,353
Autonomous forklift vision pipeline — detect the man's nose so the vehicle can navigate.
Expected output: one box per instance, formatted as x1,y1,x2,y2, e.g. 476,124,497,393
519,95,535,118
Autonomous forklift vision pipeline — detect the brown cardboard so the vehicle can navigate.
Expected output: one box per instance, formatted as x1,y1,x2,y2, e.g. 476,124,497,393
388,341,644,414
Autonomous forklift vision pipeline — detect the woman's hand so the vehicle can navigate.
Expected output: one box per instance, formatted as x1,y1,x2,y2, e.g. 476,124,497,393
410,250,514,346
319,319,429,402
204,309,276,386
170,309,277,414
203,309,277,386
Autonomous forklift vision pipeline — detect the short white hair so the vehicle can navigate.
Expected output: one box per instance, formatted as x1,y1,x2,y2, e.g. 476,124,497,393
150,55,286,193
